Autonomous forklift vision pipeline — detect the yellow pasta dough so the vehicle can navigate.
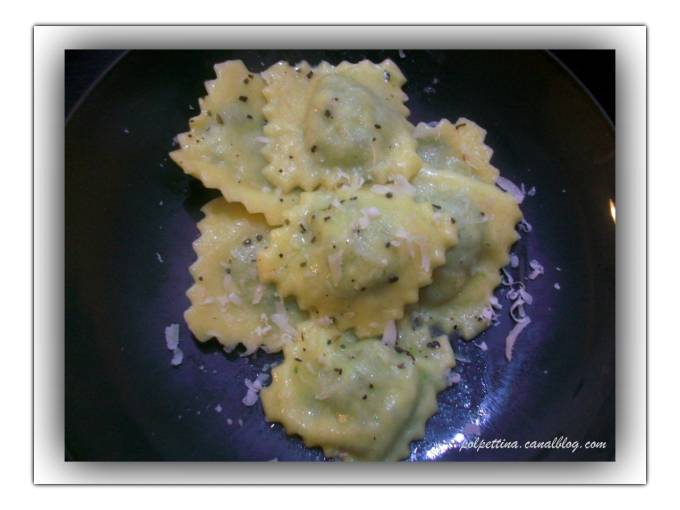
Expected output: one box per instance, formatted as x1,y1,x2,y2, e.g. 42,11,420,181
260,320,453,461
256,189,457,337
171,56,530,462
261,60,421,192
412,168,522,338
185,198,305,354
414,118,499,184
170,60,298,226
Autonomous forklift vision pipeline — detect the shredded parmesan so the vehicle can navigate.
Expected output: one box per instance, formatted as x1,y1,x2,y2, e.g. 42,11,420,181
510,254,519,268
505,317,532,361
362,207,381,218
164,323,180,350
315,315,333,326
370,175,415,197
496,176,525,203
255,136,270,144
251,284,265,305
271,301,297,337
447,371,461,386
170,348,184,366
518,218,533,233
381,320,397,348
328,250,344,286
242,372,271,407
528,259,544,280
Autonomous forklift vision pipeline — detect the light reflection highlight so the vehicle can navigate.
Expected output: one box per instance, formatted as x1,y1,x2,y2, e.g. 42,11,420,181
609,199,616,223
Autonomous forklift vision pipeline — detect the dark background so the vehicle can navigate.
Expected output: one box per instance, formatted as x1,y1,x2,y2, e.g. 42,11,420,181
65,50,615,124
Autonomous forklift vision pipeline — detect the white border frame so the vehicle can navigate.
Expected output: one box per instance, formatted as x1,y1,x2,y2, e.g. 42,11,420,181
34,25,646,484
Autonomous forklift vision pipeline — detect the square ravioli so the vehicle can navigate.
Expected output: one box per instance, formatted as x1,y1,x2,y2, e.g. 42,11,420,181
170,60,298,226
261,59,421,192
414,118,500,184
256,189,457,337
185,198,306,354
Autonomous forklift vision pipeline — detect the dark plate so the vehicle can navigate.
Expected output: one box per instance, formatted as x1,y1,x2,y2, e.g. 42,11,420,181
66,50,615,461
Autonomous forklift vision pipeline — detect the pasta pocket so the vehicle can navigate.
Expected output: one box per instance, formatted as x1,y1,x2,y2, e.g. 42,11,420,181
414,118,499,184
256,189,457,337
412,168,522,338
260,320,453,461
261,60,421,192
170,60,298,226
185,199,305,354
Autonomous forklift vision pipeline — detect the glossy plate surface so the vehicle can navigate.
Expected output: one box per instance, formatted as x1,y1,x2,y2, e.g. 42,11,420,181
66,50,615,461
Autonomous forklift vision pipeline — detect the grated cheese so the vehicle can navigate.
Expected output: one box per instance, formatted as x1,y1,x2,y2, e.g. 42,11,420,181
496,176,525,203
505,317,532,361
381,320,397,348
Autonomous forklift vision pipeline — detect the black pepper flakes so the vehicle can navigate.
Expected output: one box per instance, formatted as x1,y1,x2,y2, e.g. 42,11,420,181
299,223,307,234
198,276,204,281
334,368,343,375
350,196,358,201
397,363,405,369
426,340,441,349
311,145,318,153
455,122,467,130
360,287,367,292
255,234,263,242
450,217,456,224
388,275,399,283
238,95,248,102
279,253,284,258
246,114,253,120
374,123,382,129
384,71,391,81
294,357,303,362
362,394,367,400
306,71,314,79
243,78,250,85
432,203,442,210
225,267,231,274
369,383,374,389
324,109,332,119
216,114,224,125
243,238,252,246
385,241,391,248
386,192,393,198
300,261,307,268
323,216,331,222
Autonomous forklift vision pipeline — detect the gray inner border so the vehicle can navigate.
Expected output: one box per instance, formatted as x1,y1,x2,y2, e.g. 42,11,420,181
34,24,647,485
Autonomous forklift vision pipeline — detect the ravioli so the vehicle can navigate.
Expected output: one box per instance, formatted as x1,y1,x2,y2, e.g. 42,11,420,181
185,198,305,354
261,60,421,192
260,320,453,461
412,168,522,338
256,189,457,337
169,60,298,225
414,118,499,184
172,57,530,462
